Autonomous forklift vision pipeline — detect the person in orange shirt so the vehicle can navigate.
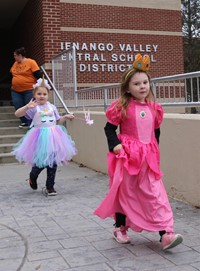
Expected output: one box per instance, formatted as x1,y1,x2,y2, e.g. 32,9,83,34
10,47,42,128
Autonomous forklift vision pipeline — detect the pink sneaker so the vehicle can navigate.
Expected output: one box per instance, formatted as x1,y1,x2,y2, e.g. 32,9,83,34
113,226,131,244
162,233,183,250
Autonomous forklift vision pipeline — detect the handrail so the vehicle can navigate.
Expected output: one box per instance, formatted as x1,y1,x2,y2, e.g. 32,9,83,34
51,47,77,110
71,70,200,110
76,83,119,93
152,71,200,82
45,49,200,112
40,66,71,114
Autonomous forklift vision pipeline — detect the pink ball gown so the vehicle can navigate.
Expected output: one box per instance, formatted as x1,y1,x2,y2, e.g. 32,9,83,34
94,98,174,233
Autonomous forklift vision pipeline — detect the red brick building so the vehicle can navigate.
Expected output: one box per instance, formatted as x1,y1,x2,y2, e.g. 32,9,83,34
0,0,183,100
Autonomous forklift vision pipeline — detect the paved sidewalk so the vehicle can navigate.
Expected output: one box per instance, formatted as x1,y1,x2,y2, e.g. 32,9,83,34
0,162,200,271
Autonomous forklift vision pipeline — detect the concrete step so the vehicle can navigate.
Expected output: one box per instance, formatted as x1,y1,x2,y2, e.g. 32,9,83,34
0,119,21,127
0,105,24,164
0,101,12,106
0,152,18,164
0,127,26,135
0,113,17,120
0,134,22,144
0,143,14,153
0,106,15,113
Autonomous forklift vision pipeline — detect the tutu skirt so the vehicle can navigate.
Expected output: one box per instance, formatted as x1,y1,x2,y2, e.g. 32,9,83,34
13,125,77,168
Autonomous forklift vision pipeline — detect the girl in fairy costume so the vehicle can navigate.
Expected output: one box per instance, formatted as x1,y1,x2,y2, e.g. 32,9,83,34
13,77,77,196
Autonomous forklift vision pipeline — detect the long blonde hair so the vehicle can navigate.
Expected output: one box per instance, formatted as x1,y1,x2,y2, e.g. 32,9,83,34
115,69,155,118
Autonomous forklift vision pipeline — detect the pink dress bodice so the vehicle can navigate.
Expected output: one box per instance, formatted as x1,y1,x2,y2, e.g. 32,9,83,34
106,98,164,178
119,101,155,144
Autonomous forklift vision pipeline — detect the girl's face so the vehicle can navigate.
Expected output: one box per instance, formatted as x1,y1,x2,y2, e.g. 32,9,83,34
34,87,49,105
128,72,150,103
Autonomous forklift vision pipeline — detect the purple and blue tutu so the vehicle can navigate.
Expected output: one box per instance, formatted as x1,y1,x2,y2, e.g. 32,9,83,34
13,125,77,168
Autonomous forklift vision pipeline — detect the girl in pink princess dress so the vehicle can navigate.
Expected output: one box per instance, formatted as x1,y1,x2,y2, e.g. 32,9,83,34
13,78,77,196
94,54,183,250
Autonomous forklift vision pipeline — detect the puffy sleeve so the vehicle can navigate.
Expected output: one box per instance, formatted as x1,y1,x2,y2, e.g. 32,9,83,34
106,99,122,126
154,103,164,129
25,108,36,120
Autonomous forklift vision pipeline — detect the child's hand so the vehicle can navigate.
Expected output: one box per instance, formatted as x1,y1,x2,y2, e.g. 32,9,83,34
64,114,75,119
27,98,38,109
113,144,123,154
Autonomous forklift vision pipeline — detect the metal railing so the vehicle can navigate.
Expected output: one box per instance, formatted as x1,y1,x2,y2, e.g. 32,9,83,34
74,71,200,111
41,66,71,113
151,71,200,107
51,47,77,110
43,59,200,112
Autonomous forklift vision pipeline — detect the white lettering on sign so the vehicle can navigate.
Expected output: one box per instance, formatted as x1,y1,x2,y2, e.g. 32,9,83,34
62,42,114,51
60,42,158,72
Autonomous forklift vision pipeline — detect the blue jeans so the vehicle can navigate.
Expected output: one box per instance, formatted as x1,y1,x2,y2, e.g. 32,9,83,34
11,89,33,124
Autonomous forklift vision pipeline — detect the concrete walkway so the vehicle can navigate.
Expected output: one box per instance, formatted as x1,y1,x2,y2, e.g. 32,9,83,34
0,162,200,271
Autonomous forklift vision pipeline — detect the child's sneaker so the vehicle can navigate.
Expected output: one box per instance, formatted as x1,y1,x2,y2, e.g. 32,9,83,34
19,123,29,128
162,232,183,250
27,178,37,190
46,188,57,196
113,226,131,244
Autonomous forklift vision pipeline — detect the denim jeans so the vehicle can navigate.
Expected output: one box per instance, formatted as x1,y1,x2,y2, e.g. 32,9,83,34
11,89,33,124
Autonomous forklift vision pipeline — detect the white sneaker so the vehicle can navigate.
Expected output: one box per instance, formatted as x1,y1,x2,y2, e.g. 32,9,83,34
19,123,29,128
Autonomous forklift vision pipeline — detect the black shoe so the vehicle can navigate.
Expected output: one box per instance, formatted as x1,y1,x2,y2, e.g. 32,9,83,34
46,188,57,196
19,123,29,128
27,178,37,190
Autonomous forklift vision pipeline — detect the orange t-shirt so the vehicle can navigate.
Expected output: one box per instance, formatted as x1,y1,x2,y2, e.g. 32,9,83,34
10,58,40,92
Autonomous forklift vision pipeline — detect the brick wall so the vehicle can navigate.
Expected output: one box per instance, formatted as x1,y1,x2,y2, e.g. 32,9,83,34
61,32,183,83
42,0,61,63
61,4,182,32
59,2,184,85
4,0,184,86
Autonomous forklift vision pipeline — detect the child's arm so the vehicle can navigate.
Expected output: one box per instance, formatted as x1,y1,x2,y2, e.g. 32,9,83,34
154,128,160,144
15,98,38,117
57,113,74,125
104,122,122,154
